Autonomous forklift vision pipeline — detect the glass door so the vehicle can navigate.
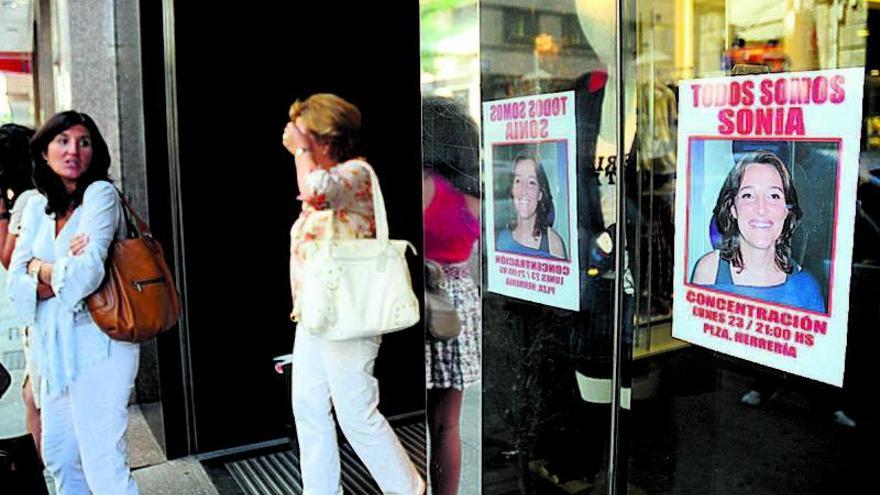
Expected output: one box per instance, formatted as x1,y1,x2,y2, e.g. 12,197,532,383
478,1,629,492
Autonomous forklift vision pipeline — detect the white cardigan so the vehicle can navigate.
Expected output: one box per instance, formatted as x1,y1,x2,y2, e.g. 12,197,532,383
6,181,133,396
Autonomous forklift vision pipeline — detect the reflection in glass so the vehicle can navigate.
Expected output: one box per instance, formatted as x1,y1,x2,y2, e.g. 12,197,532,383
480,0,630,492
422,96,482,495
420,2,482,493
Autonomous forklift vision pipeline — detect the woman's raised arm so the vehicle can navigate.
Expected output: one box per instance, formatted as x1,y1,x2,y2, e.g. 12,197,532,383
49,181,121,312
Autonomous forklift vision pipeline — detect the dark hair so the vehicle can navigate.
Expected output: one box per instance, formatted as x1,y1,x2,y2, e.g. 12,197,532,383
30,111,112,216
508,150,555,238
0,123,35,204
713,150,802,274
421,96,480,196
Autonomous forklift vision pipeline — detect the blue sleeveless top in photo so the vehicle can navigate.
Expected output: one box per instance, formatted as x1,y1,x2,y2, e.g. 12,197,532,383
703,257,826,313
496,228,551,258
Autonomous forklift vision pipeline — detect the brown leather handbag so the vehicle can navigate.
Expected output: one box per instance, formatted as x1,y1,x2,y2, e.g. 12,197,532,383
86,193,180,342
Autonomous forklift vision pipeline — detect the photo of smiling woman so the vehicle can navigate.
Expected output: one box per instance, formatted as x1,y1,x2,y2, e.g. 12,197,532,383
495,150,568,259
690,149,826,313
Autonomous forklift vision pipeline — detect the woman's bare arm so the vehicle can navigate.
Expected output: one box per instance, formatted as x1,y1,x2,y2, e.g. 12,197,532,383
0,198,10,268
691,251,720,284
0,229,13,269
547,228,567,259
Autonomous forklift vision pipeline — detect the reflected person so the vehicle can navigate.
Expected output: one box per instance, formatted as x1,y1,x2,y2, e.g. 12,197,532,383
422,96,481,495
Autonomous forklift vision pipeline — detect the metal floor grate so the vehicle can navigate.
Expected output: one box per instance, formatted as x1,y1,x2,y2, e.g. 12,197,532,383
226,422,426,495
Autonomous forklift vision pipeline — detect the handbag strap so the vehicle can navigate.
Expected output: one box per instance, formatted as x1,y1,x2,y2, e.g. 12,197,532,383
360,165,417,255
424,260,448,291
363,164,390,242
361,165,418,255
113,188,152,239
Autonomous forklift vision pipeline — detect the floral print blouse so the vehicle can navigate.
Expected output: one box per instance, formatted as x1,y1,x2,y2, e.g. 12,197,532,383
290,159,375,320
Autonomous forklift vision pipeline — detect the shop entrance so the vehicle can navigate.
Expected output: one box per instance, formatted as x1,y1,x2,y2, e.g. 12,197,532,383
143,1,426,458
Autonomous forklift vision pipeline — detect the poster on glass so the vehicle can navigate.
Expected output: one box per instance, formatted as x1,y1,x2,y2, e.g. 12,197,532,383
483,91,580,310
672,68,865,386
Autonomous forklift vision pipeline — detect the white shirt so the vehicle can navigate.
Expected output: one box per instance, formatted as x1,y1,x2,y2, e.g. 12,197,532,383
2,189,42,329
6,181,132,396
8,189,41,235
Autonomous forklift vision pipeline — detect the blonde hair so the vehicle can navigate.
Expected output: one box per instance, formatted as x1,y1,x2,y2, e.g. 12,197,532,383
289,93,362,161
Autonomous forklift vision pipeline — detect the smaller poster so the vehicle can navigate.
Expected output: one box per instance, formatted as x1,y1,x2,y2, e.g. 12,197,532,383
672,68,865,386
483,91,580,310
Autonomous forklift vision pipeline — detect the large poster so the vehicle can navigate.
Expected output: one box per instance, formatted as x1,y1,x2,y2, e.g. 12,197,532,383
483,91,580,310
672,68,865,386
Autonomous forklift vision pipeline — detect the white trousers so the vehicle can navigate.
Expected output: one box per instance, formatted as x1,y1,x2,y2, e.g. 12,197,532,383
291,330,423,495
41,341,140,495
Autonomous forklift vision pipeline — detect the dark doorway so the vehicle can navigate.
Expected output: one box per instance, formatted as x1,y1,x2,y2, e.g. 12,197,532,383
142,1,425,456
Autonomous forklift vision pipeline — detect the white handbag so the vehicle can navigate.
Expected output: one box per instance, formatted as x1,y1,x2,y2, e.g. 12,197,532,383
297,165,420,340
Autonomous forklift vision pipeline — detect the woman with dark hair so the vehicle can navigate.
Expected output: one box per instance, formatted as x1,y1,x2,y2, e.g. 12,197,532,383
0,122,45,459
495,151,567,259
283,94,424,494
6,111,139,494
421,96,481,494
691,149,824,312
1,123,37,265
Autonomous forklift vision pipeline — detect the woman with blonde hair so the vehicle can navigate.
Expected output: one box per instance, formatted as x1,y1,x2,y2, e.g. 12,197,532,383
283,93,424,494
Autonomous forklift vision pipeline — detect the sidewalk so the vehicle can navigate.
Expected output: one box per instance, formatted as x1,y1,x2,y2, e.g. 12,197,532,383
127,405,219,495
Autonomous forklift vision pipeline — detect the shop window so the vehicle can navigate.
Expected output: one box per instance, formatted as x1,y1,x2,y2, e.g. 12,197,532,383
503,7,539,45
561,14,588,49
